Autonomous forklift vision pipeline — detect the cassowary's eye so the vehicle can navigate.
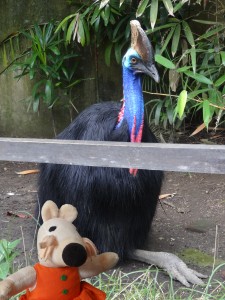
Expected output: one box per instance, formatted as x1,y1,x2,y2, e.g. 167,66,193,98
49,226,57,232
131,57,137,64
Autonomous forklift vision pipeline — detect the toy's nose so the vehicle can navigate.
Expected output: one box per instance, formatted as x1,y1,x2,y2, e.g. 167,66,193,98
62,243,87,267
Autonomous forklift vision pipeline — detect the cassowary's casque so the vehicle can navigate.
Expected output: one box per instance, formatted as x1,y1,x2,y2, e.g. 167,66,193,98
38,20,206,287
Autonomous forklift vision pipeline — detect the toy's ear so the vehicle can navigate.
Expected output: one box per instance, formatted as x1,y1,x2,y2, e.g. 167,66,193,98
42,200,59,222
83,238,98,257
59,204,78,222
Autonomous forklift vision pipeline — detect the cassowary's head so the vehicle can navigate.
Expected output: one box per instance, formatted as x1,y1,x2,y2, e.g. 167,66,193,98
122,20,159,83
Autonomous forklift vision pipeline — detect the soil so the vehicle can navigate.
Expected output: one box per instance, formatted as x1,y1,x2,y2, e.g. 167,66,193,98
0,130,225,295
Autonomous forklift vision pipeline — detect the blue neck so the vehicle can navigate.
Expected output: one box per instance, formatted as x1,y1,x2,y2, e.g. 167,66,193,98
117,66,144,139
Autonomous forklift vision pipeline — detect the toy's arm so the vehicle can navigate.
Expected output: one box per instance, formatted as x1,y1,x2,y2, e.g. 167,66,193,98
0,266,36,300
79,252,119,279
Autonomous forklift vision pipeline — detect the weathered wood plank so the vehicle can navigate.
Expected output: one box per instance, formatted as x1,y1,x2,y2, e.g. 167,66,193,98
0,137,225,174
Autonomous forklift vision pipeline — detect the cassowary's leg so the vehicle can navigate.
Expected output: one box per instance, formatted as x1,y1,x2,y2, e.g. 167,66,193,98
130,250,207,287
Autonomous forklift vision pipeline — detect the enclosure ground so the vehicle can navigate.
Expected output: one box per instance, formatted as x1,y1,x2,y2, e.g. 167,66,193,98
0,160,225,295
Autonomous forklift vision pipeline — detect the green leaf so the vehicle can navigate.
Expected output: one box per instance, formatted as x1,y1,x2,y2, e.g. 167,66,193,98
188,88,211,99
176,66,192,72
94,16,101,33
105,43,113,66
90,6,101,25
49,46,60,55
146,23,176,34
45,80,52,104
177,90,187,119
155,101,163,125
136,0,149,17
203,99,211,128
171,24,181,57
214,74,225,87
192,19,223,25
0,261,10,279
32,80,45,99
162,0,174,16
29,68,35,80
184,71,213,85
104,4,111,26
65,79,82,89
30,53,38,68
82,18,90,45
44,23,54,44
33,96,40,112
150,0,158,29
100,6,110,27
114,40,127,64
173,0,188,13
34,24,44,47
160,26,176,54
99,0,110,10
66,16,77,44
155,54,176,69
197,26,225,41
61,67,69,80
214,53,221,66
78,18,85,46
113,16,129,40
119,0,126,6
182,21,195,47
55,14,76,33
190,47,196,73
220,51,225,66
0,239,21,254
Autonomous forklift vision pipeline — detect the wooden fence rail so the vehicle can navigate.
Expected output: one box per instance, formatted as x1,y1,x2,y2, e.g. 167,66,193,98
0,137,225,174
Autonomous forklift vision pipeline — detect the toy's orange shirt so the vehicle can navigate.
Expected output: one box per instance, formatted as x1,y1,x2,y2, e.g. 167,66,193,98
19,263,106,300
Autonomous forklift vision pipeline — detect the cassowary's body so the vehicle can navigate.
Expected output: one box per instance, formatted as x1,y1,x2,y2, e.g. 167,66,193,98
38,21,206,286
39,101,163,259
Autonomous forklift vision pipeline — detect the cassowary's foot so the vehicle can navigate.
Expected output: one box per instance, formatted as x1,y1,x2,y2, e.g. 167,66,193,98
130,250,207,287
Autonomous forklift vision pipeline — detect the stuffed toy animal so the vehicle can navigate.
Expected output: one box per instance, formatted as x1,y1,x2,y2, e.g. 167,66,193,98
0,200,119,300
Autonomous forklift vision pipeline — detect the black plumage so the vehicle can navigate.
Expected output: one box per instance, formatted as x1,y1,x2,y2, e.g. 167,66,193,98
38,101,163,260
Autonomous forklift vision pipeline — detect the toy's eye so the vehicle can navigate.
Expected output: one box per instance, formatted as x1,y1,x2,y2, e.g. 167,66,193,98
131,57,137,64
49,226,57,232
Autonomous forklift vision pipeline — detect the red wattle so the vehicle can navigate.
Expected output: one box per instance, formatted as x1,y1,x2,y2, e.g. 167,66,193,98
130,116,144,176
117,100,125,124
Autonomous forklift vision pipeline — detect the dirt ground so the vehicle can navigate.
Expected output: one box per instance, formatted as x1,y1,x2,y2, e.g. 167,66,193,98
0,157,225,292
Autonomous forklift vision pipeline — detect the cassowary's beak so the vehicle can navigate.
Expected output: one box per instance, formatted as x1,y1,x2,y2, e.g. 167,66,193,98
144,63,160,83
135,61,160,83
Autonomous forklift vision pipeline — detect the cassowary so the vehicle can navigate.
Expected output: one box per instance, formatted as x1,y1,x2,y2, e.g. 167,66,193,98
38,20,206,287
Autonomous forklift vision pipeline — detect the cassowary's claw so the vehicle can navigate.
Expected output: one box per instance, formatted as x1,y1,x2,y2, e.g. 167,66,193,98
130,250,207,287
165,259,206,287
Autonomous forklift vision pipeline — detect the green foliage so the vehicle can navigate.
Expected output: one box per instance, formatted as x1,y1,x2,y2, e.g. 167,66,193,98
14,23,81,112
56,0,225,131
0,239,21,279
143,1,225,131
1,0,225,132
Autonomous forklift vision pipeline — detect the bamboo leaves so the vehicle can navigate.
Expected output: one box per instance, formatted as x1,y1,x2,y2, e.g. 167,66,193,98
176,90,187,119
155,54,176,69
203,100,211,129
150,0,158,29
2,0,225,132
182,21,195,47
136,0,149,17
13,23,82,113
162,0,174,16
171,24,181,57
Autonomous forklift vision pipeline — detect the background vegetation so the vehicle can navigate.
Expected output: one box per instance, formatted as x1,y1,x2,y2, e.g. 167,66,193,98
1,0,225,135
